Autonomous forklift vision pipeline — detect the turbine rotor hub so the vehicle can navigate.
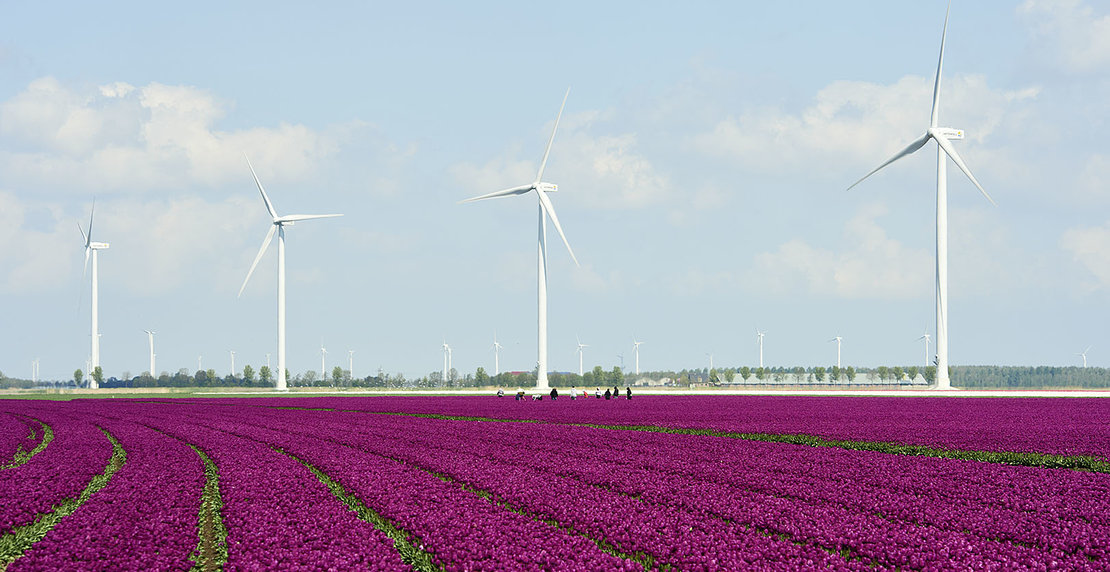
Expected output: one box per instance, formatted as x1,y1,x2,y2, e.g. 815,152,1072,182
929,127,964,140
536,182,558,193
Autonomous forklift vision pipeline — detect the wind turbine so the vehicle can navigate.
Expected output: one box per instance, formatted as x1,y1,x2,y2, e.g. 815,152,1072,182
442,340,451,383
238,155,342,391
460,88,579,391
492,334,504,376
78,201,109,389
1077,346,1092,368
320,344,327,378
229,350,236,377
632,338,644,375
848,4,995,391
348,350,355,379
143,330,156,376
829,336,843,369
576,336,588,376
919,331,932,367
757,330,766,369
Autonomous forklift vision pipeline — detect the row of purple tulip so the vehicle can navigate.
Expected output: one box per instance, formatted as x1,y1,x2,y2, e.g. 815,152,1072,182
0,413,38,466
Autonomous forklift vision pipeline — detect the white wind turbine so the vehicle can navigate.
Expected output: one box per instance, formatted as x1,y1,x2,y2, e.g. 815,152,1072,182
829,336,843,368
78,201,109,389
848,4,995,391
757,330,766,369
632,338,644,375
1077,346,1091,368
441,340,452,383
238,156,342,391
348,350,355,379
460,88,579,391
492,335,504,376
576,336,588,376
230,350,237,377
320,344,327,378
143,330,156,376
919,331,932,367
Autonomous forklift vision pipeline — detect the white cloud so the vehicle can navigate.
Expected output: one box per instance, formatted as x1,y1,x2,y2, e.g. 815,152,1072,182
0,191,73,293
0,77,339,192
745,204,932,300
1060,221,1110,291
692,75,1038,177
1020,0,1110,74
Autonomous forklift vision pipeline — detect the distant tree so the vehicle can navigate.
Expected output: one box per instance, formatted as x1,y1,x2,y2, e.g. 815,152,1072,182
92,366,104,385
876,366,890,382
906,366,919,381
830,365,841,381
610,367,624,386
259,365,272,385
755,367,767,380
845,366,856,382
332,366,344,386
447,367,459,384
814,366,826,382
475,367,490,385
302,370,318,384
708,368,719,383
892,366,905,382
74,369,84,386
740,366,751,381
242,365,256,384
922,366,937,382
723,369,736,383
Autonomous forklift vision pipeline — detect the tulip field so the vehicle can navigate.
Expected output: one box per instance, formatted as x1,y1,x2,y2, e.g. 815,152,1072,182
2,396,1110,570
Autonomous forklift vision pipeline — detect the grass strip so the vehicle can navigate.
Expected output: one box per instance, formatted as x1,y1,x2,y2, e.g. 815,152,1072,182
0,426,126,569
274,447,443,572
187,445,227,572
2,418,53,470
346,410,1110,473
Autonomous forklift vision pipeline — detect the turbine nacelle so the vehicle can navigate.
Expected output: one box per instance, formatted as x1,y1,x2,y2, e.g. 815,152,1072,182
928,127,964,140
536,182,558,193
90,242,110,250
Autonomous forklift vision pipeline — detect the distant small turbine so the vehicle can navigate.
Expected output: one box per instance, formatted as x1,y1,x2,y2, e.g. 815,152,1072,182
442,340,452,382
229,350,236,377
632,338,644,375
919,331,932,367
576,336,588,376
492,333,504,376
1077,346,1092,368
348,350,355,379
829,336,843,368
320,344,327,378
757,330,766,369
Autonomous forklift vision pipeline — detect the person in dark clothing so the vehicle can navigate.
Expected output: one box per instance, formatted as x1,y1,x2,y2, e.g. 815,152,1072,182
550,387,558,401
604,388,611,400
626,386,632,400
612,386,620,401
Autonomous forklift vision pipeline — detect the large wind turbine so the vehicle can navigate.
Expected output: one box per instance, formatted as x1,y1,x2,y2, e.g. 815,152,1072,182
847,4,995,391
143,330,156,376
78,202,109,389
576,336,588,376
460,89,578,391
632,338,644,375
238,156,342,391
829,336,843,368
1077,346,1092,368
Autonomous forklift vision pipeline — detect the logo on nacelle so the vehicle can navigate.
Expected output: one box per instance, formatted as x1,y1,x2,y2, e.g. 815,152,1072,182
537,182,558,193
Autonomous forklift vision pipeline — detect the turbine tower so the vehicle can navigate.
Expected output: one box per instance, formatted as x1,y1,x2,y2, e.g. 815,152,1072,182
919,331,932,367
348,350,355,379
848,4,995,391
632,338,644,375
460,89,579,391
442,340,451,383
229,350,236,377
320,344,327,378
830,336,843,369
1077,346,1091,368
576,336,588,376
79,201,109,389
757,330,766,369
238,155,342,391
143,330,156,376
492,335,504,376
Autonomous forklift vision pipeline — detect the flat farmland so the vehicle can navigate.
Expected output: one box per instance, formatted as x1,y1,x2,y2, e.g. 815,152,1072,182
2,395,1109,570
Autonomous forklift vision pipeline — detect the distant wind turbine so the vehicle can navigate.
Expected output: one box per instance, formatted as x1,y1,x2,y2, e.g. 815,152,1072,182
492,334,504,376
576,336,588,376
348,350,355,379
919,331,932,367
143,330,156,377
442,340,452,383
757,330,766,369
238,155,342,391
847,4,995,391
1077,346,1092,368
632,338,644,375
460,88,579,391
829,336,843,368
78,201,109,389
230,349,236,377
320,344,327,378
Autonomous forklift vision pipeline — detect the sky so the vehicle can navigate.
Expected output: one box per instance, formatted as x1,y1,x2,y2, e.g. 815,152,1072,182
2,1,1109,381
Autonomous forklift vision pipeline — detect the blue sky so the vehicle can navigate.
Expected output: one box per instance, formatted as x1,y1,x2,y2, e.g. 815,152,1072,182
2,1,1109,381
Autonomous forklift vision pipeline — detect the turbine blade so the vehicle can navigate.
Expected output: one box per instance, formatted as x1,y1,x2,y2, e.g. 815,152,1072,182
86,200,95,246
537,189,579,267
278,214,344,222
83,246,91,277
245,155,279,220
934,136,996,205
930,3,951,128
458,184,534,204
536,87,570,183
238,224,278,297
847,133,931,191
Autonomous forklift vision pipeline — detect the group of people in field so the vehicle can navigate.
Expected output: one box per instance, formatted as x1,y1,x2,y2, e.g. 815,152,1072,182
497,386,632,401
